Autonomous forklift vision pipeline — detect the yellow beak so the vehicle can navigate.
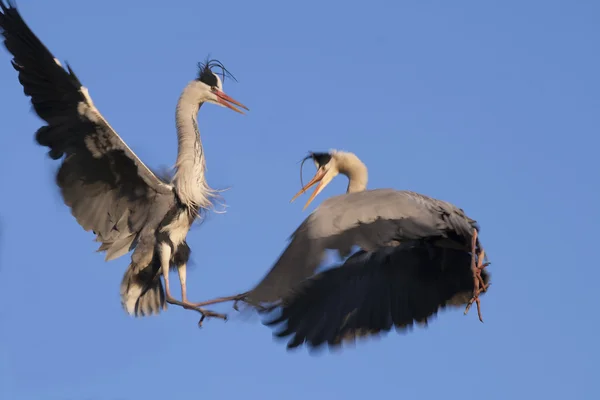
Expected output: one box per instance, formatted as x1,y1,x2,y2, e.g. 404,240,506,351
290,167,336,210
213,89,250,114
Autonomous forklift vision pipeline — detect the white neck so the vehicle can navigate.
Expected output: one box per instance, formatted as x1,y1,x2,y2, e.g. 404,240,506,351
334,152,368,193
172,82,216,211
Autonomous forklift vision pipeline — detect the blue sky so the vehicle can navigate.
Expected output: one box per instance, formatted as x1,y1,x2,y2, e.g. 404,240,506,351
0,0,598,398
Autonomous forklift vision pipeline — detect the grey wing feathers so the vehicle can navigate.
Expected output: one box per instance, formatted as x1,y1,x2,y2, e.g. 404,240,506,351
264,242,490,350
247,189,479,304
312,189,477,242
0,2,175,260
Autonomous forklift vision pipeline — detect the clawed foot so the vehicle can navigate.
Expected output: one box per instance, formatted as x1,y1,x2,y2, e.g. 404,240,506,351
185,292,250,326
165,292,258,327
463,229,491,323
194,307,228,328
179,302,228,328
232,297,244,312
165,296,228,327
464,247,490,322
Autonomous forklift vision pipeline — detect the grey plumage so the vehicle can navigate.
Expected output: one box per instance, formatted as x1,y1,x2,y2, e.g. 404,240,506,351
247,188,480,305
0,1,248,318
243,149,489,351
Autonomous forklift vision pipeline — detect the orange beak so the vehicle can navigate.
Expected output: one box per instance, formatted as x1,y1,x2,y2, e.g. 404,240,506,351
290,167,331,210
214,89,250,114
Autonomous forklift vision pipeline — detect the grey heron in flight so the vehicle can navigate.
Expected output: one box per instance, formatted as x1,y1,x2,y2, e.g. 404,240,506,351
0,1,249,323
240,150,490,350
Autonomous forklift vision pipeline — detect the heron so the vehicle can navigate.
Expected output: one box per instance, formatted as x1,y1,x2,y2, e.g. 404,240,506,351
241,150,490,349
0,1,249,323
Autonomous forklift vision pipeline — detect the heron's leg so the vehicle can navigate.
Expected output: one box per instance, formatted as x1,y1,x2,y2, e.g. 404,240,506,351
160,245,227,323
464,230,482,321
464,230,489,322
476,252,490,293
189,292,251,311
177,263,188,303
176,263,229,324
159,243,193,305
159,243,175,301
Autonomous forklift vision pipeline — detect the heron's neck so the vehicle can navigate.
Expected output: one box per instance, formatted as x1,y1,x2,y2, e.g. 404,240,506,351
172,85,215,211
336,153,368,193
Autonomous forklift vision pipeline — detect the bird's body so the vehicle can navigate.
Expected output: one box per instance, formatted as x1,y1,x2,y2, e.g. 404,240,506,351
247,187,479,304
242,150,489,350
0,1,248,320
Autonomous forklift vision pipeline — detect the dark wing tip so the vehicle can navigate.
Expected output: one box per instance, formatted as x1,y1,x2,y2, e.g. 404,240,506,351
0,1,17,13
0,0,87,148
0,2,26,35
263,244,491,352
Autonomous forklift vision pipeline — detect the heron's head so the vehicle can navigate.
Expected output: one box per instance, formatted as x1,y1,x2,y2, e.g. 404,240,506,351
291,149,368,209
290,150,352,210
193,58,249,114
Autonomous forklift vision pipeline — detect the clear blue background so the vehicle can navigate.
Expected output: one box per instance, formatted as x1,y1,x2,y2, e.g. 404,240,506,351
0,0,598,398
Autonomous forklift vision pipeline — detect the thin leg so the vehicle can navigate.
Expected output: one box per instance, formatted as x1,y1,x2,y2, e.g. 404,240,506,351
160,243,174,301
159,244,227,324
464,249,489,322
463,230,490,323
177,263,188,303
174,263,229,325
476,252,490,293
160,244,186,306
190,292,251,310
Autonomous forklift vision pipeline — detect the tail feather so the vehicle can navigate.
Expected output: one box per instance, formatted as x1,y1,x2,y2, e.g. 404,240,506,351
120,263,166,317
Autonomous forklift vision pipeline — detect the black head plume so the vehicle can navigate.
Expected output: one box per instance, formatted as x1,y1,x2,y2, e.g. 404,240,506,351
311,152,332,168
197,57,237,87
298,151,332,188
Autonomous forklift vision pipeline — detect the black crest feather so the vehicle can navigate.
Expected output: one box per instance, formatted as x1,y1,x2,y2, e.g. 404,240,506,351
299,151,332,188
311,152,332,168
197,57,237,87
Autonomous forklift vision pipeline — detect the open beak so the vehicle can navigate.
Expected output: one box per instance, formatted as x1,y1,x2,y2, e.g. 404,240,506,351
290,167,335,210
214,90,250,114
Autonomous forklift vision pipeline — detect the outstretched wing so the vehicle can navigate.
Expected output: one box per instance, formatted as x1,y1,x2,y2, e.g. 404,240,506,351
0,2,175,260
247,188,478,304
264,241,490,351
